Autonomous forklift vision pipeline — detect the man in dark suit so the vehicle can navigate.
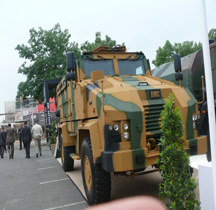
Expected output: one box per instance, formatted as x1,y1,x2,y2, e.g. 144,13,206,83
0,128,6,158
21,121,32,159
18,124,23,150
2,127,7,153
6,124,16,159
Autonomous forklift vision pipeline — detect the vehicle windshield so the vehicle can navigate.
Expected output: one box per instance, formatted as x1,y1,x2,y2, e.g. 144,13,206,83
118,59,145,75
84,59,115,77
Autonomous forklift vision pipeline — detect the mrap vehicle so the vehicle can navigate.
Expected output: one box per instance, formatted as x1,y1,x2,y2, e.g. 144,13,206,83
56,45,207,205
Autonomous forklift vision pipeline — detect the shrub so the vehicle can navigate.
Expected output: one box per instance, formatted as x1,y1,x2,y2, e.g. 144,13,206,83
156,93,200,210
47,119,58,145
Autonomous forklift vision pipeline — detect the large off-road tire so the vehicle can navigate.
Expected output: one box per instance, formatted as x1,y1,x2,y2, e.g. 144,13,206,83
207,130,211,162
81,137,111,205
61,134,75,172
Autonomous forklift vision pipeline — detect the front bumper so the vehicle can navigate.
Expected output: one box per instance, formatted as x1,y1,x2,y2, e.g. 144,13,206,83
101,135,207,173
186,135,207,156
101,148,145,172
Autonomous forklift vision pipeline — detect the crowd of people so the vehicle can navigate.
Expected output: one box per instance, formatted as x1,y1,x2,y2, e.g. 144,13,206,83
0,121,44,159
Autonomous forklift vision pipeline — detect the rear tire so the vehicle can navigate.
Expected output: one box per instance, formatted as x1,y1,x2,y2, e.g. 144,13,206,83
207,130,211,162
81,136,111,205
60,134,75,172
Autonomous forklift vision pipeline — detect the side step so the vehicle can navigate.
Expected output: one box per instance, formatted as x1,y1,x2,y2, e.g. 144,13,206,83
70,153,81,160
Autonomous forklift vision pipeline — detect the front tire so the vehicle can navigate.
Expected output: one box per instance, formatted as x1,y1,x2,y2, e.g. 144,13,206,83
60,134,75,172
81,137,111,205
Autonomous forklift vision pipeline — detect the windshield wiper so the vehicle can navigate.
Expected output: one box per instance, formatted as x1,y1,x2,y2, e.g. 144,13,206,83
86,55,100,61
119,55,142,61
133,55,141,61
97,55,107,59
118,55,132,61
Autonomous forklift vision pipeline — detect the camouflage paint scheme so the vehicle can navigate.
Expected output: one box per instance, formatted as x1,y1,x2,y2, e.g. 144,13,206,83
152,42,216,136
56,46,207,173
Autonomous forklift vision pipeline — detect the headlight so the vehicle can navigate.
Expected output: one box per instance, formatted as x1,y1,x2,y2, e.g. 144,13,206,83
123,132,129,139
113,124,119,131
192,115,197,121
123,123,129,130
109,125,113,131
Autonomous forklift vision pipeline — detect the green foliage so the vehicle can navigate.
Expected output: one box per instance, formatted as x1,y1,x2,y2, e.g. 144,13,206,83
80,32,125,52
208,28,216,40
152,27,216,67
152,40,202,67
174,41,202,58
152,40,174,67
156,93,200,210
15,23,80,102
47,119,58,145
16,25,123,102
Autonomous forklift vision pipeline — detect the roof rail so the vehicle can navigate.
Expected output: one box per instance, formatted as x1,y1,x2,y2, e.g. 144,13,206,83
92,46,110,52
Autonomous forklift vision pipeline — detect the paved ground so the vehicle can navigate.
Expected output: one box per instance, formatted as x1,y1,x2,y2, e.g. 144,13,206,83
0,139,205,210
0,140,88,210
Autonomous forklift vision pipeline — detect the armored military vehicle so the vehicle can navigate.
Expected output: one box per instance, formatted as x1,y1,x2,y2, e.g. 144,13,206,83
56,45,207,205
152,40,216,161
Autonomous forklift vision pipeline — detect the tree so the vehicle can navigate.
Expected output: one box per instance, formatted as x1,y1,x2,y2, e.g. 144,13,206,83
156,93,200,210
174,41,202,58
80,32,124,52
15,23,80,102
152,28,216,67
152,40,174,67
208,28,216,40
152,40,202,67
16,25,123,102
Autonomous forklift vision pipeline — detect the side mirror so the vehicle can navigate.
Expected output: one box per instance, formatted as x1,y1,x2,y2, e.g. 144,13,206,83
67,52,76,72
175,72,183,81
66,72,76,81
174,54,182,73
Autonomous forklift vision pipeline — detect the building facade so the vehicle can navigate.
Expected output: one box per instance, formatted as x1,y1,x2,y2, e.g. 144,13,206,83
4,101,15,123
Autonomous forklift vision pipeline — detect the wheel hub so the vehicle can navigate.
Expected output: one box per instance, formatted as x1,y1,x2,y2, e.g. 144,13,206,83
84,155,92,191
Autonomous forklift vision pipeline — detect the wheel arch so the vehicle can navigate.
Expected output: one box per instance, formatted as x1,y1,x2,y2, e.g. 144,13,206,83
79,120,102,164
58,123,75,147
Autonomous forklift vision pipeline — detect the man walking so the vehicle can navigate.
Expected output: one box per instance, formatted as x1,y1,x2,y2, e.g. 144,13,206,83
2,127,7,153
32,121,44,158
0,128,6,158
18,124,23,150
21,121,32,159
6,123,16,159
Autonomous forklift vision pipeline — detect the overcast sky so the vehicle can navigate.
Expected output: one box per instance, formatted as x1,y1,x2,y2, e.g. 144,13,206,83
0,0,215,122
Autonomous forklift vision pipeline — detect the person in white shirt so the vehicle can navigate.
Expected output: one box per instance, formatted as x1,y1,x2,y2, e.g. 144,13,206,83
32,121,44,158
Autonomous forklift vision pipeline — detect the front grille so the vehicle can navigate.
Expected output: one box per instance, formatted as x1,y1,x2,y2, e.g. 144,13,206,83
144,103,164,137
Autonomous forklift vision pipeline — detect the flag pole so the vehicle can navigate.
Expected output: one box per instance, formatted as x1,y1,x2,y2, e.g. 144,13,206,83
199,0,216,209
